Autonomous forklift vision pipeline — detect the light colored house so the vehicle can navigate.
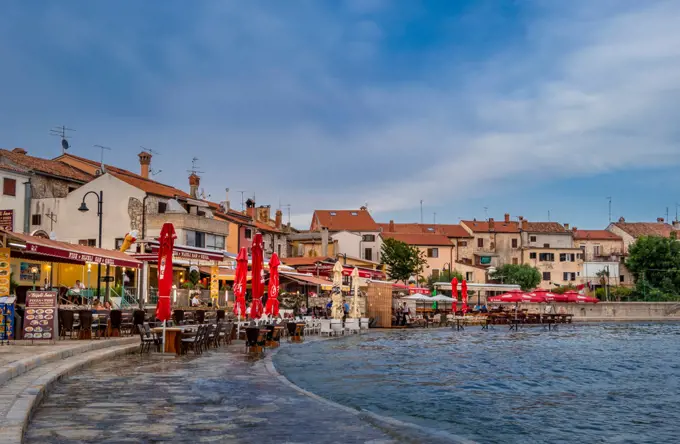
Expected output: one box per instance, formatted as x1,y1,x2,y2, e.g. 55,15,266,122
573,228,632,286
0,164,30,233
460,214,521,267
310,208,382,262
522,246,584,289
377,221,474,264
606,217,679,253
519,220,573,249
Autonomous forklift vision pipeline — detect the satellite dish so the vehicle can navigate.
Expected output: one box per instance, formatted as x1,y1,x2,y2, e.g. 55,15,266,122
61,138,69,151
49,231,57,241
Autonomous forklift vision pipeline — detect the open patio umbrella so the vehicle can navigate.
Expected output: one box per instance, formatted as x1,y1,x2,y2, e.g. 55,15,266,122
461,280,469,313
451,277,458,311
232,248,248,317
350,267,361,318
533,289,569,303
264,253,280,318
249,233,265,319
330,261,344,319
488,292,526,303
564,290,599,303
156,223,176,351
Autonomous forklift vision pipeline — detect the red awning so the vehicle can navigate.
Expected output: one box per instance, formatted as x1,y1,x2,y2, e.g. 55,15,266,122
296,263,385,280
280,271,334,287
134,241,225,262
5,230,142,269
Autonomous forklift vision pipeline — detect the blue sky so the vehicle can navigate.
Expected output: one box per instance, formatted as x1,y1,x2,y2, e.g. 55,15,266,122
2,0,680,229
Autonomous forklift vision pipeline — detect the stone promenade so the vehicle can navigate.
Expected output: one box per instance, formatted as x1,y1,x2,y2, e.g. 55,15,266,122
22,338,425,444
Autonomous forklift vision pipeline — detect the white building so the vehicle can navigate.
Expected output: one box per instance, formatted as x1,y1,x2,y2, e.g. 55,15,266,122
0,164,30,233
310,208,383,262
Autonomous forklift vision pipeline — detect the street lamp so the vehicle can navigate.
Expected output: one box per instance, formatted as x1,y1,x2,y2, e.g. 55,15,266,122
30,266,39,290
78,191,104,301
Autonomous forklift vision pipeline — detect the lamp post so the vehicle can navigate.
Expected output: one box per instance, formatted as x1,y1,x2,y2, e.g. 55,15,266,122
30,266,39,290
78,191,104,302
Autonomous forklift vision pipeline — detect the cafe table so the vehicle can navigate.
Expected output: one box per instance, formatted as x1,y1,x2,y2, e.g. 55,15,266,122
152,326,197,355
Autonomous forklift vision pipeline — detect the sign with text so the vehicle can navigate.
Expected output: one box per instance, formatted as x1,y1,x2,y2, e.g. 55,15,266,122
0,210,13,232
0,248,10,297
23,291,57,340
24,242,140,269
210,265,219,305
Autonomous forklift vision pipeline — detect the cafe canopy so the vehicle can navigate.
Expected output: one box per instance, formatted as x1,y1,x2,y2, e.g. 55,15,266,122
1,230,142,269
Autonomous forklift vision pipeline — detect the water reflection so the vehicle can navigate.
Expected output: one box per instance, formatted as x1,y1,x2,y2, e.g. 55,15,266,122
275,323,680,444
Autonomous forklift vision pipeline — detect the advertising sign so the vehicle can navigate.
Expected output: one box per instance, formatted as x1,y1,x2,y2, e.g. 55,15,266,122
210,265,219,305
19,262,40,282
0,210,13,232
0,296,15,341
23,291,57,340
0,248,10,297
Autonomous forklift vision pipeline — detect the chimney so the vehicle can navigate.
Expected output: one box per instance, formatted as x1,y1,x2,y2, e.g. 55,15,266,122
488,218,495,231
388,220,395,232
258,206,270,223
657,217,665,223
188,173,200,198
564,223,570,230
518,216,524,221
673,220,680,229
275,209,282,228
572,226,577,233
12,148,27,155
138,151,152,179
522,219,528,231
618,217,625,223
245,198,256,220
360,206,367,211
504,213,510,223
224,188,230,211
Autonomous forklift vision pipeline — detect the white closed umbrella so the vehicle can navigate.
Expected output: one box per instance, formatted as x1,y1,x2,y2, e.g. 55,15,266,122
331,261,344,320
350,267,361,319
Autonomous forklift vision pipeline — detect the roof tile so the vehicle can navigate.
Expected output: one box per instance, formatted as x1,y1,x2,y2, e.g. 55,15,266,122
382,232,453,246
573,230,622,241
312,209,378,232
0,149,92,182
611,222,678,238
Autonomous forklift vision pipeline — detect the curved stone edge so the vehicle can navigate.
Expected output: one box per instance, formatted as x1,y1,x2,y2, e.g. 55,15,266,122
0,339,137,387
1,342,139,444
264,338,477,444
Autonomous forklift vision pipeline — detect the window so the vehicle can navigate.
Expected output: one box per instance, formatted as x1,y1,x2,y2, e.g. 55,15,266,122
593,245,601,256
563,272,576,281
329,212,337,216
31,214,41,226
432,269,440,279
205,234,225,250
477,238,484,248
364,248,373,261
427,227,435,232
539,253,554,262
186,230,206,248
3,178,16,196
79,239,96,247
362,234,375,242
244,228,252,240
530,235,537,242
543,243,550,248
577,253,583,260
512,258,518,265
427,248,439,258
459,241,467,247
158,202,167,213
350,212,358,216
466,272,473,281
68,185,78,193
560,253,575,262
115,238,124,250
512,239,518,248
620,275,625,283
542,272,551,281
529,252,537,259
277,244,282,256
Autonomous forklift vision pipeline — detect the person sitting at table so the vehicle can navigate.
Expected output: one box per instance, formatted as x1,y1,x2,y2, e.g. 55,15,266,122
72,280,85,294
102,300,112,310
480,304,488,313
191,294,200,307
92,298,102,309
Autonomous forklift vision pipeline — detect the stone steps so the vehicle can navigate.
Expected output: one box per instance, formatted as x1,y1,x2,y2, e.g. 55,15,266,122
0,339,138,444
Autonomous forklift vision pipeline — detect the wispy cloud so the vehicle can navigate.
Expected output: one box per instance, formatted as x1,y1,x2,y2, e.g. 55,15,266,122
1,0,679,227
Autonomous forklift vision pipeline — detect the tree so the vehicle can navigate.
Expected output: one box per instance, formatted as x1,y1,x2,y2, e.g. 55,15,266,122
626,235,680,297
426,269,464,291
489,264,541,291
380,238,427,283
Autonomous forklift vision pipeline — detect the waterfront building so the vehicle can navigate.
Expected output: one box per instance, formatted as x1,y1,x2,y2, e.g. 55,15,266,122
380,231,454,280
460,214,521,268
606,217,680,254
0,163,31,233
573,228,633,287
310,208,383,263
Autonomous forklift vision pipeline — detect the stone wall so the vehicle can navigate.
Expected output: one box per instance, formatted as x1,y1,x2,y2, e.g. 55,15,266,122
31,175,75,199
520,302,680,321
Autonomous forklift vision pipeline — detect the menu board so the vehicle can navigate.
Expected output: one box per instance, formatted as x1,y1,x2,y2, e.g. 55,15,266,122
0,296,15,341
0,248,9,297
0,210,13,232
23,291,57,340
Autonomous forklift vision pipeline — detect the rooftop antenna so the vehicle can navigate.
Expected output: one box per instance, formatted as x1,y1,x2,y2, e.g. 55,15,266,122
666,206,669,222
50,125,75,155
93,145,111,172
548,210,551,222
676,203,679,222
607,197,612,223
484,206,488,221
281,204,292,225
433,212,437,225
236,191,247,211
140,146,161,156
420,200,424,224
149,168,162,177
187,156,204,175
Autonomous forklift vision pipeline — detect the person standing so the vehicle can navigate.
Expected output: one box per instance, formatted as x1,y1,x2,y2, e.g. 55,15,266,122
402,302,410,326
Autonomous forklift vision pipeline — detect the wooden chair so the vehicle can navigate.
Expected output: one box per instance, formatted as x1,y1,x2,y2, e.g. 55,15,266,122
109,310,123,337
78,310,93,339
59,310,76,340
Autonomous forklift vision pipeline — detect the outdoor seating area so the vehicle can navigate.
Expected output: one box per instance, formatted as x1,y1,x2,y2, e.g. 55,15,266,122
57,308,144,341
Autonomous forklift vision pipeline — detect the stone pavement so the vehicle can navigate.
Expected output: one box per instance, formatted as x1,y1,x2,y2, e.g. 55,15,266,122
0,338,138,444
24,339,442,444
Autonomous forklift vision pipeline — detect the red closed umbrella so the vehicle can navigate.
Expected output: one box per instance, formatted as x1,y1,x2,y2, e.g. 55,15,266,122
451,277,458,311
155,223,175,323
232,248,248,318
264,253,280,317
249,233,265,319
461,280,469,313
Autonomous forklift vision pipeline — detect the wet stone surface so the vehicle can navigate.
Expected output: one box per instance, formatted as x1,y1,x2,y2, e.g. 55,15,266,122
24,343,407,444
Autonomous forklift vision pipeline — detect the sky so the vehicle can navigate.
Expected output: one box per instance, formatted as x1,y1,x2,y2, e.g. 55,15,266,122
2,0,680,230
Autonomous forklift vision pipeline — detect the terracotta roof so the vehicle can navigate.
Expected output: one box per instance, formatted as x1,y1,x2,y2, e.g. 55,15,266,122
382,232,453,246
377,222,471,238
312,210,378,232
523,222,567,233
0,149,92,182
611,222,678,239
214,210,256,227
108,171,190,199
0,163,30,174
281,256,333,266
573,230,622,241
255,220,283,234
461,220,520,233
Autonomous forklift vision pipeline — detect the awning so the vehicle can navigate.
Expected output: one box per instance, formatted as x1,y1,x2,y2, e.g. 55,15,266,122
4,230,142,269
136,241,225,262
280,271,347,290
296,263,386,280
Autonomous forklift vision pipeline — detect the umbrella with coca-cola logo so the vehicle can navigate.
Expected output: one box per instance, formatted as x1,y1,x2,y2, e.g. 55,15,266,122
264,253,280,318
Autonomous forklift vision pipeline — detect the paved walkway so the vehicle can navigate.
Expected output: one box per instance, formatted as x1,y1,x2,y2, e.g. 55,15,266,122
24,340,437,444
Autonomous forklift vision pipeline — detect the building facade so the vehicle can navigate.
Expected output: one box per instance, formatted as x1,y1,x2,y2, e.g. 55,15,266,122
310,208,382,262
0,164,30,233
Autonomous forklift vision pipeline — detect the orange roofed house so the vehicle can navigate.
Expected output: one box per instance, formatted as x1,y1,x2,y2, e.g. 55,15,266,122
310,208,383,263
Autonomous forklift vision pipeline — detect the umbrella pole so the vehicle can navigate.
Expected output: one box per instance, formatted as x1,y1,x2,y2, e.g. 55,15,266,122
162,320,166,353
